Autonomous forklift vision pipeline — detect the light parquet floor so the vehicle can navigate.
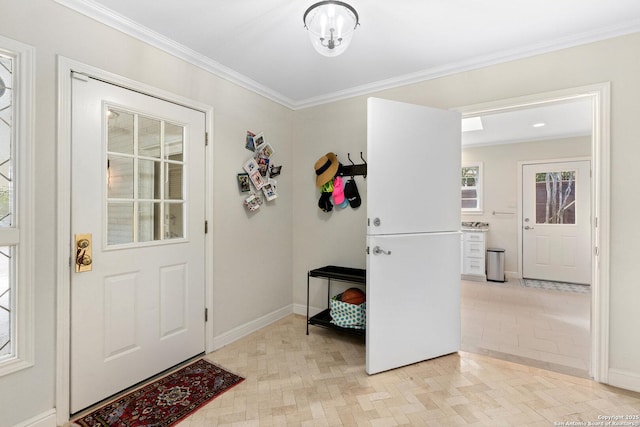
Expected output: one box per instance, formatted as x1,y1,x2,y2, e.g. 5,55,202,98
178,315,640,427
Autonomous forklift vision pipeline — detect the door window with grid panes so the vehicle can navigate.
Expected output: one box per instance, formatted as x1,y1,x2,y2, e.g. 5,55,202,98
107,108,185,246
535,171,577,224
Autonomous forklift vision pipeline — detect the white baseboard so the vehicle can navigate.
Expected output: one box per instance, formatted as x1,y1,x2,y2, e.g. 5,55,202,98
211,305,293,351
13,409,56,427
608,368,640,393
293,303,324,318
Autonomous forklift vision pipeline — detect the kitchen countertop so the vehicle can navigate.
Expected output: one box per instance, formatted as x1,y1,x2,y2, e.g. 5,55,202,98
461,221,489,232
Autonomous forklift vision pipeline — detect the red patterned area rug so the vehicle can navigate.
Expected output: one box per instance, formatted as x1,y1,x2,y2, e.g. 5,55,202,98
74,359,244,427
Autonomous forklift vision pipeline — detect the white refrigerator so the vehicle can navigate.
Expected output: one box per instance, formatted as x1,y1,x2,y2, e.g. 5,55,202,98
366,98,462,374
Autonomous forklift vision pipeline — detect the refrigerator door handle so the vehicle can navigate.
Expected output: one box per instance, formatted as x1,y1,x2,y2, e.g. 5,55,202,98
373,246,392,255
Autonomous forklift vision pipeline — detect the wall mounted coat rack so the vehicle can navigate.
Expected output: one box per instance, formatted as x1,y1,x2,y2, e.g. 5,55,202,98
338,152,367,178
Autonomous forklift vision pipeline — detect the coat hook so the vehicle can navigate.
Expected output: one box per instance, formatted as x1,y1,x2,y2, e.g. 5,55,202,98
346,153,356,178
360,152,367,178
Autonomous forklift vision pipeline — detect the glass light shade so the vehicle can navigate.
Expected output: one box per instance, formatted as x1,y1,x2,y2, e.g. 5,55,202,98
303,1,359,57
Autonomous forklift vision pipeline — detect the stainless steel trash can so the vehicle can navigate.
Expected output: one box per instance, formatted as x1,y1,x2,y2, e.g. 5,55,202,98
486,248,505,282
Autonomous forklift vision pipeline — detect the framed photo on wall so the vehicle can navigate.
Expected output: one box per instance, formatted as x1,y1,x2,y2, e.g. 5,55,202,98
243,158,259,174
269,164,282,177
245,131,256,151
262,181,278,201
256,142,274,159
249,170,265,190
237,173,250,192
256,156,270,177
253,132,265,149
244,193,261,211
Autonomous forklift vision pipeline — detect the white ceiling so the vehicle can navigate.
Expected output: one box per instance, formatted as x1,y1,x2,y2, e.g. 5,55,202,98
59,0,640,110
461,97,593,147
57,0,632,145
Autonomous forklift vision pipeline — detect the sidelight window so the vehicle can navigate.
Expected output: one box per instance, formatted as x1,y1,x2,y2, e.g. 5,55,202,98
0,36,34,376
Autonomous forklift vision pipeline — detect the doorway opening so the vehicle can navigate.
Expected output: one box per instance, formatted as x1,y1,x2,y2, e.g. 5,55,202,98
454,83,610,382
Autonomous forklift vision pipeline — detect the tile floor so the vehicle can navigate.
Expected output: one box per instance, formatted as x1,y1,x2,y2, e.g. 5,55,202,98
176,311,639,426
460,279,591,377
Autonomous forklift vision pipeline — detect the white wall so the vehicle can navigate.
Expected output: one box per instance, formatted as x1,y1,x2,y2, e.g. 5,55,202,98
292,99,369,313
0,0,293,425
461,136,591,275
293,32,640,390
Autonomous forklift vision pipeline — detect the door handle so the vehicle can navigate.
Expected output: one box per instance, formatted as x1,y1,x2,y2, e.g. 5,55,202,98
524,225,534,230
75,233,93,273
372,246,391,255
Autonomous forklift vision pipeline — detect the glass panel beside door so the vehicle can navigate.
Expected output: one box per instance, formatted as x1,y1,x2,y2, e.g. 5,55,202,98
106,107,186,247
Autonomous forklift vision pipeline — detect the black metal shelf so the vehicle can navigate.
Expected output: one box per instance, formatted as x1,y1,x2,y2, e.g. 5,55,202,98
308,308,366,337
308,265,366,283
306,265,366,337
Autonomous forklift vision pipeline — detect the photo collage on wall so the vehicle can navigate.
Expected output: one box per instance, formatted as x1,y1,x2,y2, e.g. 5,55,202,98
239,131,283,212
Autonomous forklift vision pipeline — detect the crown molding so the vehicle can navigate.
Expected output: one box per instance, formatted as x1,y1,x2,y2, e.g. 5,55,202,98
54,0,640,111
294,20,640,109
54,0,297,109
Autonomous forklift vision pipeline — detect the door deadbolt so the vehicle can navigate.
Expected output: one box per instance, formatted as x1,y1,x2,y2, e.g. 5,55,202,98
373,218,381,227
75,233,93,273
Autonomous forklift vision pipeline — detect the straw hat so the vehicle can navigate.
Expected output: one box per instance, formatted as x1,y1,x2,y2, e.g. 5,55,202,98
314,152,339,187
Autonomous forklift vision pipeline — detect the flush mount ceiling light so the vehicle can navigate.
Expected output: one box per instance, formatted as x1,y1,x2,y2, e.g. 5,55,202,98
303,1,360,57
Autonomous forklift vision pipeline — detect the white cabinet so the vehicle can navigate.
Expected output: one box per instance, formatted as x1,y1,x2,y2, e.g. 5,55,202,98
461,231,486,281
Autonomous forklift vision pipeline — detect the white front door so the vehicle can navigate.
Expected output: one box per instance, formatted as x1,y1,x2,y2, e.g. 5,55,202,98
366,98,461,374
522,160,591,284
70,74,206,412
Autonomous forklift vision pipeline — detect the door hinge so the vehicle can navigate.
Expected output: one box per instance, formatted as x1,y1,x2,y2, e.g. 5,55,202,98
366,246,370,255
595,217,598,227
205,308,208,322
205,132,209,146
367,218,370,226
595,246,599,256
205,220,208,234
